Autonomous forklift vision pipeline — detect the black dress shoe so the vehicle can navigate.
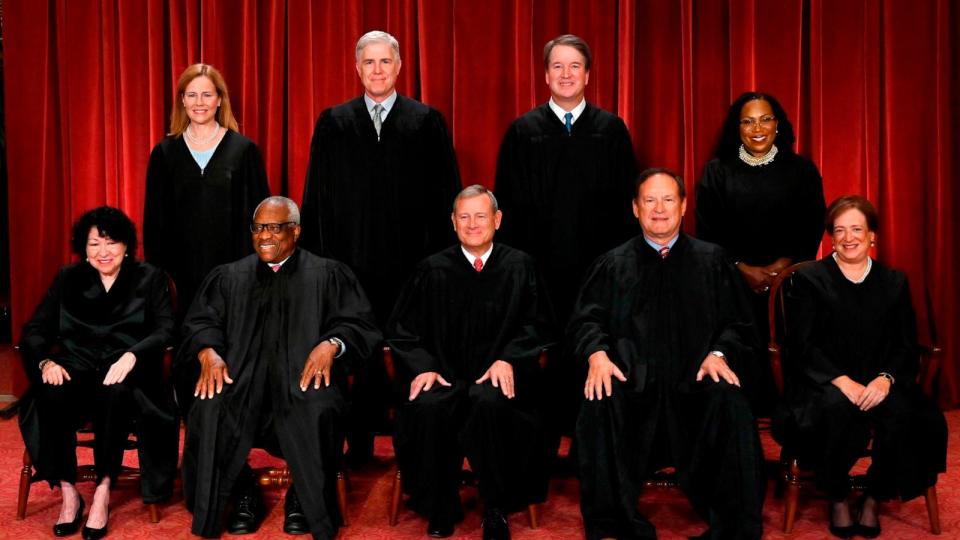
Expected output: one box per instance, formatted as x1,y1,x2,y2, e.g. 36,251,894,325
482,508,510,540
226,489,264,535
426,516,455,538
283,488,310,535
855,496,881,539
81,509,108,540
827,502,856,539
53,495,85,537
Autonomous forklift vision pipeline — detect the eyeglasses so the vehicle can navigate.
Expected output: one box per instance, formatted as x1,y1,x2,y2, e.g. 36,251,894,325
739,115,776,128
250,222,296,234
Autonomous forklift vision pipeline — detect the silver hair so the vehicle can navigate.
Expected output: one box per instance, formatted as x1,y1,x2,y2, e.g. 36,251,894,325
452,184,499,213
253,196,301,224
355,30,401,62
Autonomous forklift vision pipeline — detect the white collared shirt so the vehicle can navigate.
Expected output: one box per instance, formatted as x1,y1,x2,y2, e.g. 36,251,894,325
364,91,398,123
548,97,587,126
462,244,494,268
268,254,292,272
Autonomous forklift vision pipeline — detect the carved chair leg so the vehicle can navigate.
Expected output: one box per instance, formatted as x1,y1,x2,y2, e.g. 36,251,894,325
336,471,348,527
147,503,159,523
17,449,32,520
925,485,941,535
526,503,539,529
389,468,402,526
783,459,801,534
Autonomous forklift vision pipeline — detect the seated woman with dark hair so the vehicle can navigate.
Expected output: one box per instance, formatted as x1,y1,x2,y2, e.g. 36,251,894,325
778,195,946,539
18,206,178,540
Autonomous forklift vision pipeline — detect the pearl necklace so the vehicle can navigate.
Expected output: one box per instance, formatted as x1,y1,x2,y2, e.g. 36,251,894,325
738,144,778,167
186,122,221,146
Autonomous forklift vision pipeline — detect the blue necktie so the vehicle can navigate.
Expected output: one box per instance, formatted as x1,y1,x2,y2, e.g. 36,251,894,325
564,112,573,135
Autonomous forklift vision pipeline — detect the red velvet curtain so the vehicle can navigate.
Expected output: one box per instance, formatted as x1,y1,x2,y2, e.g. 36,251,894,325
4,0,958,404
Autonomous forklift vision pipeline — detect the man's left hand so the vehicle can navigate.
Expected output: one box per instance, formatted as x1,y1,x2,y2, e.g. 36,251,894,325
300,340,338,391
476,360,515,399
696,352,740,387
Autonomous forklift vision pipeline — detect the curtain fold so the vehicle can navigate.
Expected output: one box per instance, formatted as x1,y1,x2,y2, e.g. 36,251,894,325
4,0,958,405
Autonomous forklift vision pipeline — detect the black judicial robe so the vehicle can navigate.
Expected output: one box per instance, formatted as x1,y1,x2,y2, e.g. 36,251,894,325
386,244,556,517
776,256,946,501
18,259,178,501
143,130,270,318
571,234,765,539
300,94,461,324
178,249,381,539
695,152,825,267
495,102,638,322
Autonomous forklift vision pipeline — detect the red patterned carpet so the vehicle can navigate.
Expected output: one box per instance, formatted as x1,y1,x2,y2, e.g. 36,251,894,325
0,413,956,539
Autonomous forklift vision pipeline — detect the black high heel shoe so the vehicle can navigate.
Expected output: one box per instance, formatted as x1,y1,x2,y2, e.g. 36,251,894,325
53,495,85,537
81,508,109,540
856,495,881,539
827,501,857,539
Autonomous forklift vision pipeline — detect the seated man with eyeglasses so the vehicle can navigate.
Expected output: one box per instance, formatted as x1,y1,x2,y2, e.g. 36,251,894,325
177,196,381,539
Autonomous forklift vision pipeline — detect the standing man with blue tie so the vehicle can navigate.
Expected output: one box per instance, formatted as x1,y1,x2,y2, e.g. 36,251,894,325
300,30,462,467
494,34,639,448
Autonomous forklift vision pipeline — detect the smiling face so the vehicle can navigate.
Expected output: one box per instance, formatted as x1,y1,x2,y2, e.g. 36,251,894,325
544,44,589,109
738,98,778,157
356,41,401,101
452,194,502,256
181,75,221,126
251,203,301,264
86,227,127,278
831,207,875,265
633,173,686,244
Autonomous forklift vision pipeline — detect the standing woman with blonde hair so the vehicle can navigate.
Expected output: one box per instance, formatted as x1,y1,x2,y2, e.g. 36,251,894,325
143,63,269,411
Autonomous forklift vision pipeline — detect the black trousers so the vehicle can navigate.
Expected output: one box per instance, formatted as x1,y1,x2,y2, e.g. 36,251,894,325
34,371,136,486
394,380,546,523
577,379,766,540
805,385,947,501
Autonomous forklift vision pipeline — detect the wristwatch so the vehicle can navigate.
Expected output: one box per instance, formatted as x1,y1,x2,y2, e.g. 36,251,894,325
328,337,345,358
710,350,725,359
878,372,895,385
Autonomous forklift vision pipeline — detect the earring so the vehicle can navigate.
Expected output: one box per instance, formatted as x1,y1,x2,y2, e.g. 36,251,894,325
870,241,875,246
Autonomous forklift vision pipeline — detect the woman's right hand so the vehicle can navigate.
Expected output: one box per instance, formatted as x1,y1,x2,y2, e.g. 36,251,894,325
737,262,773,293
40,360,72,386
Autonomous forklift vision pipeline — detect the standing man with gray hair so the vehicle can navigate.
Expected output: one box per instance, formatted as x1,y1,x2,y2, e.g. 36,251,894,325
300,30,462,467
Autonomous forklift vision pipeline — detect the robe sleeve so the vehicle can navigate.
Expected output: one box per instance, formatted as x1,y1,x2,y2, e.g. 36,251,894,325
611,119,640,244
300,111,335,256
126,267,175,361
494,123,532,249
880,276,920,385
176,266,230,370
786,271,844,385
497,264,556,369
785,157,826,263
385,268,443,377
695,161,730,253
318,263,382,373
422,109,462,254
19,270,65,374
708,256,760,375
143,143,169,267
567,255,617,364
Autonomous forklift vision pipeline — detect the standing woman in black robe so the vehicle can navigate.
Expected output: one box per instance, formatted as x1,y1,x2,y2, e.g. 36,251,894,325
696,92,825,410
18,207,177,539
143,64,269,412
779,196,946,538
143,63,270,319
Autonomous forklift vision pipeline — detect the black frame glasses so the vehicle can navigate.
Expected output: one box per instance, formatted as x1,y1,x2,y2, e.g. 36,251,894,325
250,222,296,234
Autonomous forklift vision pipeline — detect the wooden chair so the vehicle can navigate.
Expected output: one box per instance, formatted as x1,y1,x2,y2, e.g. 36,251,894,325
384,346,543,528
253,465,350,526
767,261,941,534
253,369,356,526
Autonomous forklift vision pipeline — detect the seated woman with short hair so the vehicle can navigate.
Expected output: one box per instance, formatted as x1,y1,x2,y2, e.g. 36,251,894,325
18,206,178,539
778,195,947,538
